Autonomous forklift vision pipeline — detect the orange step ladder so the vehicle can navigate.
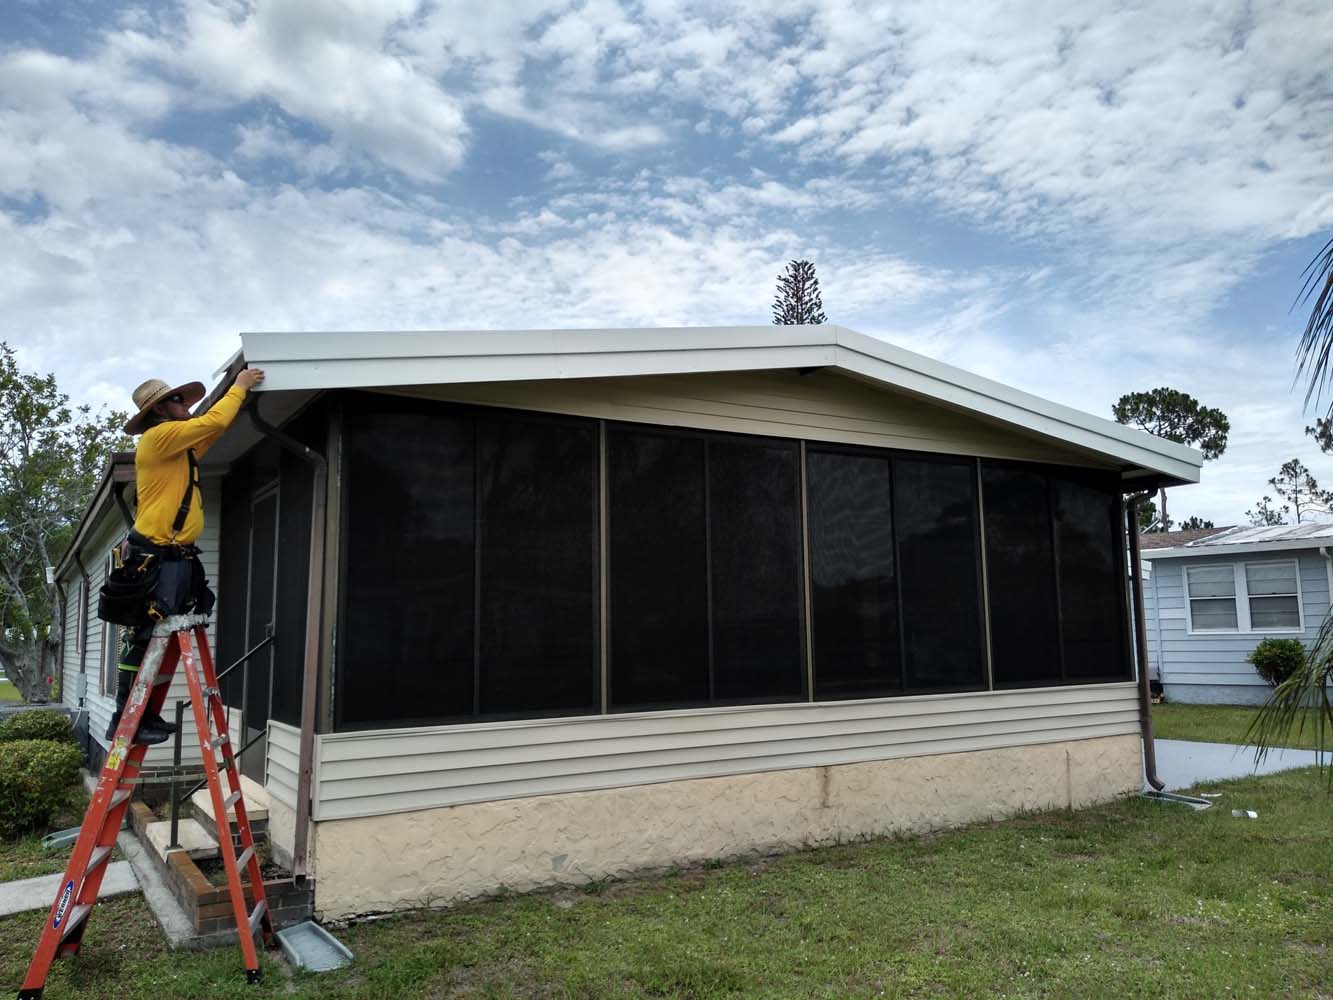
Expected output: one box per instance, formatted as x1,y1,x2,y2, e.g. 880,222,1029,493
18,614,274,999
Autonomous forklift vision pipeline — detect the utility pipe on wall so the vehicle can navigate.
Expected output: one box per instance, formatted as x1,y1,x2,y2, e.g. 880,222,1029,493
1126,492,1165,791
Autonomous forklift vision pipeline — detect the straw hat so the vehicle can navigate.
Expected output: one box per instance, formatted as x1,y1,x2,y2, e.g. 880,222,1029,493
123,378,206,435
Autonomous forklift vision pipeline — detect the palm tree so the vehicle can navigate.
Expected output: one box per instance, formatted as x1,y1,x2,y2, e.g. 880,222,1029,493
1295,236,1333,415
1247,614,1332,786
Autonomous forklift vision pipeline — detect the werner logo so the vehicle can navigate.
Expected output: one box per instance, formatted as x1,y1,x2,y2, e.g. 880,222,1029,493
53,881,75,929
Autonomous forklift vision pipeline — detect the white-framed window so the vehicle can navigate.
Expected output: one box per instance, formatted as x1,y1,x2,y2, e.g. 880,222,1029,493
1185,559,1303,634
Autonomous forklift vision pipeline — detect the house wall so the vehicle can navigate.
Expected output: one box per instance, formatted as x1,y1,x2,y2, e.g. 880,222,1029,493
308,732,1143,919
1147,550,1331,705
308,683,1139,821
57,477,229,769
387,370,1119,470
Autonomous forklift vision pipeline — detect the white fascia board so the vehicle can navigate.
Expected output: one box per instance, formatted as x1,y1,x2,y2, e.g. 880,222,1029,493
239,324,1201,482
1142,539,1324,560
831,329,1200,484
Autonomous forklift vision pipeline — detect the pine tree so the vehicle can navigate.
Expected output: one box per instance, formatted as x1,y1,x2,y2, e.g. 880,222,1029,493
772,260,827,326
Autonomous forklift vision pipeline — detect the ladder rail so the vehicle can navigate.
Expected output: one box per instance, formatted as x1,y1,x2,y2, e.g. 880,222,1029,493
182,628,274,956
18,618,272,1000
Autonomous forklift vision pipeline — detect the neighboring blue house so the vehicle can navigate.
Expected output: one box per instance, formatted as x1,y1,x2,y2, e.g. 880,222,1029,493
1141,523,1333,705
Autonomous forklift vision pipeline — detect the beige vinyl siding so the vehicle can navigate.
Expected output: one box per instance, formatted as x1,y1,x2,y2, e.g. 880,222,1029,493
310,683,1140,821
266,720,301,809
389,370,1117,469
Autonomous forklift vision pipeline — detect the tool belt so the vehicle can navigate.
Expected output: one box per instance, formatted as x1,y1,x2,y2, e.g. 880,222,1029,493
97,449,200,626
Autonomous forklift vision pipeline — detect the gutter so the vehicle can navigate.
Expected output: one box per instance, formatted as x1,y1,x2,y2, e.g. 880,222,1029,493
248,393,326,887
1125,492,1165,791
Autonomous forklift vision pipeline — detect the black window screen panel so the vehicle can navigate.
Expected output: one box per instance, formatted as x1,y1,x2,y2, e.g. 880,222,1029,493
216,467,253,714
477,413,598,717
608,427,709,709
893,457,984,691
1054,476,1129,681
708,438,804,701
244,491,278,737
807,449,900,699
981,464,1062,687
339,401,476,728
272,447,313,727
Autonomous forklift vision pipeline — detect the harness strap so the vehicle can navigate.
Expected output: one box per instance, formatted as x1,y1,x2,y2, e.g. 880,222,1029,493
171,449,199,538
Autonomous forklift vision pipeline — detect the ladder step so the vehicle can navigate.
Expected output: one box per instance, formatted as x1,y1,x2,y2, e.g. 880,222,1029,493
58,904,93,943
247,900,268,936
235,845,255,870
109,788,132,809
223,790,242,811
88,846,114,874
210,734,229,749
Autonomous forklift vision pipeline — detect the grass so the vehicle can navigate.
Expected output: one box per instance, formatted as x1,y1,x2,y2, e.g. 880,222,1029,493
0,791,112,883
3,768,1332,999
1153,702,1328,751
0,679,21,703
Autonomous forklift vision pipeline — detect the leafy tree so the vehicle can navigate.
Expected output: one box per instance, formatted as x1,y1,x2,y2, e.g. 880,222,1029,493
1295,235,1333,418
1112,388,1229,531
1306,418,1333,454
1176,515,1216,530
1136,499,1163,531
0,343,129,702
1268,458,1333,524
772,260,827,325
1247,495,1290,526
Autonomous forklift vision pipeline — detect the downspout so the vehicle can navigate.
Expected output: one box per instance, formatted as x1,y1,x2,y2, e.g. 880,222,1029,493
73,552,91,688
248,394,325,886
1126,492,1165,791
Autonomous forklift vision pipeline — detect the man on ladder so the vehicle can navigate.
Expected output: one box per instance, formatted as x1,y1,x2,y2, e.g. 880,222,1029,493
18,364,273,999
106,364,265,744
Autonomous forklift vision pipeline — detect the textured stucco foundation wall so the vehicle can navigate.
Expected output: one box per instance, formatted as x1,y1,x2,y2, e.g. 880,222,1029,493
310,734,1142,919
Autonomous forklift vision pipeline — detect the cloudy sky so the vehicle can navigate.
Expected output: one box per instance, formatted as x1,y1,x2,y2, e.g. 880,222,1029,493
3,0,1332,525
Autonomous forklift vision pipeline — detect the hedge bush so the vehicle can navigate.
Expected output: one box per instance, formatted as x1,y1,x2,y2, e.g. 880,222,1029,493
1246,637,1307,688
0,708,74,744
0,739,82,839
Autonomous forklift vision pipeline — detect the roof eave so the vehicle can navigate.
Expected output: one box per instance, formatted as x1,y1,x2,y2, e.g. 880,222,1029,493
239,325,1203,487
55,452,135,579
1142,538,1333,560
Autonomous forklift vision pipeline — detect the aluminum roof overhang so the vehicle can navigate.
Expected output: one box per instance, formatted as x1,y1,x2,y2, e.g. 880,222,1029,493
238,325,1202,489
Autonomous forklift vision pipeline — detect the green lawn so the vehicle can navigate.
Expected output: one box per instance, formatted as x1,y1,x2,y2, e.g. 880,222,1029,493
0,679,21,703
3,769,1331,999
1152,702,1329,750
0,792,107,883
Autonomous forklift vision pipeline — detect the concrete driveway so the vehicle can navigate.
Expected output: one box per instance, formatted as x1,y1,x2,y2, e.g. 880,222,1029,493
1154,739,1327,792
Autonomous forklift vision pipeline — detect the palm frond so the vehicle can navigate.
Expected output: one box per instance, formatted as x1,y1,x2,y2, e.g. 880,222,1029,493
1246,611,1333,788
1295,235,1333,417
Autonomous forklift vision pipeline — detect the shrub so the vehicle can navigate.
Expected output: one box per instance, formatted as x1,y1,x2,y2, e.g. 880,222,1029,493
0,739,82,839
1246,637,1307,688
0,709,74,745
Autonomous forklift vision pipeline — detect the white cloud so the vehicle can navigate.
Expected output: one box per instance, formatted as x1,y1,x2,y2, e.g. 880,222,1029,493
2,0,1331,530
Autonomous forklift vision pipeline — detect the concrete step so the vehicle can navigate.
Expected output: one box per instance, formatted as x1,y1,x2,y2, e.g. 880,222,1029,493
144,818,219,861
190,773,269,825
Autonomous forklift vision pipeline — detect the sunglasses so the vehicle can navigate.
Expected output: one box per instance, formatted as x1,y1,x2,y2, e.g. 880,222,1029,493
165,393,185,405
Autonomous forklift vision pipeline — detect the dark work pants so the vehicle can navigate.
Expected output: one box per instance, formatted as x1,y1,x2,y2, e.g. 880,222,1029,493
114,553,212,717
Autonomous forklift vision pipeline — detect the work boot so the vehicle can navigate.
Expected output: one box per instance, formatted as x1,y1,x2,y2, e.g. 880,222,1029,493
142,711,178,734
105,711,172,746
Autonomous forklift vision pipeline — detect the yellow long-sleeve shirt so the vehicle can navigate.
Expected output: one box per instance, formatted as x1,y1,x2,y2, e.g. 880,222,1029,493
132,384,248,544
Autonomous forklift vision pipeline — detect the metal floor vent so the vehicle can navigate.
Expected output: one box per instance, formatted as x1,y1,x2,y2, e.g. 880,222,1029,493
276,921,353,972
